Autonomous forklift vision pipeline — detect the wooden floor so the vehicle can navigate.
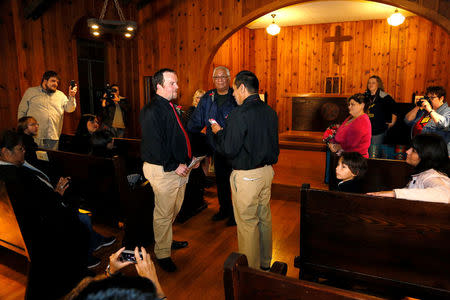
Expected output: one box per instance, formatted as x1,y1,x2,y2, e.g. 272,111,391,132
0,149,327,300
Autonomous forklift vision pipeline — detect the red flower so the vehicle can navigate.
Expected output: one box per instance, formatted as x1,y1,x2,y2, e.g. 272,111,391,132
323,124,339,143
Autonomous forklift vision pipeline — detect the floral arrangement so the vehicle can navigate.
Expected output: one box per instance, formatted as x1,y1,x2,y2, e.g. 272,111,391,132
323,124,339,144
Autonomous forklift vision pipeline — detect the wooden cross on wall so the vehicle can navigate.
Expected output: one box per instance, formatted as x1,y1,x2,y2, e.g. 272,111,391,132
324,25,353,65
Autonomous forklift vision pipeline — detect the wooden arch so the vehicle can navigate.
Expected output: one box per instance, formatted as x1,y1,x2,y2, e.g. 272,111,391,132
202,0,450,84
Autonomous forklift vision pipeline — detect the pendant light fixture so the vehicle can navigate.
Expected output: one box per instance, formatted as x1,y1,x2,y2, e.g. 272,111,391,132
87,0,137,39
266,14,281,36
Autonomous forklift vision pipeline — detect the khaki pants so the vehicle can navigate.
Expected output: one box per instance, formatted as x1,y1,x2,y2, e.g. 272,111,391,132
143,163,188,259
230,165,274,269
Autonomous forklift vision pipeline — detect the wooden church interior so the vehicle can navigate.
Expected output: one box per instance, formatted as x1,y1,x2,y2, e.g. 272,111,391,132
0,0,449,299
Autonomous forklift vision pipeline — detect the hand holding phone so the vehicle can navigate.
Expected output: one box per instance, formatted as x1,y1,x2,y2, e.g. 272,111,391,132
208,118,218,125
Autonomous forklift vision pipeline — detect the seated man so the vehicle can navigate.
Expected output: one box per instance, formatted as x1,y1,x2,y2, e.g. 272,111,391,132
0,130,88,299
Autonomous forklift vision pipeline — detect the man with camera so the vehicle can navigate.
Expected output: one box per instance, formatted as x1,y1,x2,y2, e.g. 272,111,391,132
405,86,450,155
18,70,77,150
101,84,129,138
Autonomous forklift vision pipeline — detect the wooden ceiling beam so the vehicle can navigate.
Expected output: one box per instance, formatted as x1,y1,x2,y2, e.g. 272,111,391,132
23,0,58,20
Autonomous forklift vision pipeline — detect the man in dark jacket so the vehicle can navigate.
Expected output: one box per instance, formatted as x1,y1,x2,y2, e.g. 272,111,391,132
212,70,279,270
140,69,200,272
187,66,237,226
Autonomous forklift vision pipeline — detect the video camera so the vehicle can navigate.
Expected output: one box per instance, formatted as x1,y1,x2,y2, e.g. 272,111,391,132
416,95,430,107
103,83,117,103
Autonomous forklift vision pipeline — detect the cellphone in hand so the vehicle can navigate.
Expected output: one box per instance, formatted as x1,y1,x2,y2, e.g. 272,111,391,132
120,250,143,263
70,80,76,89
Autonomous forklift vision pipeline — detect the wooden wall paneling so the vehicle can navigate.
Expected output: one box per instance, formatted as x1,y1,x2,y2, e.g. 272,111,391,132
269,34,278,110
253,29,265,92
291,26,299,94
320,24,331,92
394,19,407,100
298,25,307,94
380,20,392,90
313,24,322,93
0,0,20,131
414,19,432,96
404,17,420,102
362,21,373,80
386,24,399,97
354,21,365,91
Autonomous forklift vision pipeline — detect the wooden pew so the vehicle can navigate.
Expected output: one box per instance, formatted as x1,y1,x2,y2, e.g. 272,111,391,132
38,149,130,224
224,252,384,300
0,181,30,261
328,152,414,192
295,184,450,299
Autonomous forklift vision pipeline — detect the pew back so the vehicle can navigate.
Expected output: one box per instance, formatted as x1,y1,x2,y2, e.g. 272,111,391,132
224,253,384,300
297,184,450,299
0,181,30,260
41,149,130,223
328,152,414,192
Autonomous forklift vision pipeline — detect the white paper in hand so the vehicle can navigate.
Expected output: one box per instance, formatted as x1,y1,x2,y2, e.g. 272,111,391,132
188,156,206,169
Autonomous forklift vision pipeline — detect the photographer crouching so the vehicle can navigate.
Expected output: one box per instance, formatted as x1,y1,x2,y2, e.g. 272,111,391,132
101,84,129,138
405,86,450,155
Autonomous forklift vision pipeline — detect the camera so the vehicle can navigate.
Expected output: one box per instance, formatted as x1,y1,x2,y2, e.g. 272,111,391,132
416,96,430,107
103,83,118,103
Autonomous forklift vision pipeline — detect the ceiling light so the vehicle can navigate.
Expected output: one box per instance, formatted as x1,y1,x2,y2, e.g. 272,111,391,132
387,9,405,26
87,0,137,39
266,14,280,36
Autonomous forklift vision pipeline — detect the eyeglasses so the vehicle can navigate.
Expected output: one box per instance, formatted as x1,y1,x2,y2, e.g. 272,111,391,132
213,76,229,80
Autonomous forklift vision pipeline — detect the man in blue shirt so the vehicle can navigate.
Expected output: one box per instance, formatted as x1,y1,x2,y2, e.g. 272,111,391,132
188,66,237,226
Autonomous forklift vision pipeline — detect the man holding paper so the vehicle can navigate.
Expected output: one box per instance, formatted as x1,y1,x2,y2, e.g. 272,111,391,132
140,68,199,272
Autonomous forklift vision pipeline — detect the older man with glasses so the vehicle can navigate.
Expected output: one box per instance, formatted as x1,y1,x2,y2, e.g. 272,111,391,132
188,66,237,226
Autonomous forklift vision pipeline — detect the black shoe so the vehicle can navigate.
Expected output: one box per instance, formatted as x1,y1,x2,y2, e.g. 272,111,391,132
171,240,188,250
93,236,116,252
226,217,236,227
87,256,101,269
212,211,228,221
156,257,177,272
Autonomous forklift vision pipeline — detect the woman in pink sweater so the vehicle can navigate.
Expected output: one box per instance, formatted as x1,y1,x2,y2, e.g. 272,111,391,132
329,93,372,158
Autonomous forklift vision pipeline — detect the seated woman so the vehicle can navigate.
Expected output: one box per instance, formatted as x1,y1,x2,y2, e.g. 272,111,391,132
365,75,397,153
328,93,372,158
404,86,450,155
73,114,100,154
336,152,367,193
90,130,115,157
368,133,450,203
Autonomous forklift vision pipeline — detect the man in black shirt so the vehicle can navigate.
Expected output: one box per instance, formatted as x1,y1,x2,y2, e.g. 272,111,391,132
140,68,199,272
212,70,279,270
